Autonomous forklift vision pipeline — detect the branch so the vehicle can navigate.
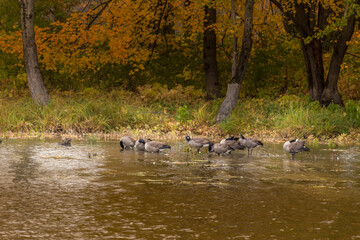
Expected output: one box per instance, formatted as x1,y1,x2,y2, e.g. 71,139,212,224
81,0,92,13
269,0,284,12
86,0,113,30
219,27,232,60
144,0,169,67
48,8,57,22
347,52,360,59
270,0,312,37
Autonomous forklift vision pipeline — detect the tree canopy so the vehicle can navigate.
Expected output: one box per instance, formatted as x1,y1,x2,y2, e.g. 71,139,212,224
0,0,359,102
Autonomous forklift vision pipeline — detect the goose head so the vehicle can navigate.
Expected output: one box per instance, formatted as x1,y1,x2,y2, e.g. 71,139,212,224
208,142,214,152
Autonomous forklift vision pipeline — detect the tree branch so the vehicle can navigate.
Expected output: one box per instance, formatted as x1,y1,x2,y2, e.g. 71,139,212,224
144,0,169,67
86,0,113,30
347,52,360,59
81,0,92,13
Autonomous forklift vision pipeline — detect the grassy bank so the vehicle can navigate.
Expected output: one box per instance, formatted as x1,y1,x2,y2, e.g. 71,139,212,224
0,87,359,145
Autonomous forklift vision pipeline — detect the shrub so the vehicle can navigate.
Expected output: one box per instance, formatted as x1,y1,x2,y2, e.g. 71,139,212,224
345,100,360,128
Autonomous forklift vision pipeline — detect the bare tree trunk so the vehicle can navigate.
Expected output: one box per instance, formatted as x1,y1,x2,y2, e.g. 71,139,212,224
203,3,220,100
303,39,325,101
321,13,356,106
300,40,314,98
19,0,50,106
216,0,254,122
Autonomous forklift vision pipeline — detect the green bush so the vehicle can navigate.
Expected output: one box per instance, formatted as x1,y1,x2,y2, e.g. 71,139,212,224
176,105,192,123
345,100,360,128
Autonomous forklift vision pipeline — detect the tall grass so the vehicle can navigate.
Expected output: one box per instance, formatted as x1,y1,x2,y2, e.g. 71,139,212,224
0,90,359,141
219,95,359,140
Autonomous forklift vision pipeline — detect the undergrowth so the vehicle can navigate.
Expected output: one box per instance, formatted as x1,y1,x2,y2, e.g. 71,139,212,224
0,88,359,143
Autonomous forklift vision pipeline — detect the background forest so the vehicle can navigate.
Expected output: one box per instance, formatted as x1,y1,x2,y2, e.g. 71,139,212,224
0,0,359,143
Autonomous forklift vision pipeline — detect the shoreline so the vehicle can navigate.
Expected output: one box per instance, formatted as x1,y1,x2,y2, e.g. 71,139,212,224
2,129,359,146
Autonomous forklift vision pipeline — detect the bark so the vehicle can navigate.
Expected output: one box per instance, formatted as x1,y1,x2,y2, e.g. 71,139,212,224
233,0,253,85
321,14,356,106
300,40,313,97
19,0,50,106
303,39,325,101
216,0,254,122
203,3,220,100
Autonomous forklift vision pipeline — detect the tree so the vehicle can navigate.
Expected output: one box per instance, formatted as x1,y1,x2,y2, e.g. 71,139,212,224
19,0,50,106
203,1,220,100
216,0,254,122
270,0,359,106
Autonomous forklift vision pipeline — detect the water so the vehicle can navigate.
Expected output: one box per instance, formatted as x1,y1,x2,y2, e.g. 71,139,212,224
0,139,360,239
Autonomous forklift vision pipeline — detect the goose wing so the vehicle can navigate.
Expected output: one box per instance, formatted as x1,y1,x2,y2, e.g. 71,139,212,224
248,137,263,146
223,140,245,150
289,140,309,153
240,137,263,148
120,136,135,147
192,137,211,145
213,143,233,154
146,141,171,152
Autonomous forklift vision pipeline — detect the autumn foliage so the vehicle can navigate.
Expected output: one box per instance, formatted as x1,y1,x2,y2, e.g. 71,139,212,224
0,0,358,99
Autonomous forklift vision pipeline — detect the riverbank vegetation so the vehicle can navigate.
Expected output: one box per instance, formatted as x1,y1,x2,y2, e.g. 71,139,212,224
0,86,359,144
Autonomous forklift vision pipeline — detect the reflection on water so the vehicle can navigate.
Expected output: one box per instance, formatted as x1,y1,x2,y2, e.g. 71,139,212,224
0,139,360,239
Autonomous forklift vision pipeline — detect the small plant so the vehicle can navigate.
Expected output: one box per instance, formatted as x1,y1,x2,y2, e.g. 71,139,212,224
312,138,319,147
86,135,98,142
345,100,360,128
82,87,100,97
176,105,192,123
328,139,337,148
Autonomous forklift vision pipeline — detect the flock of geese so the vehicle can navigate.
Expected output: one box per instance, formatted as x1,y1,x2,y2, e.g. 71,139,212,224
119,134,310,159
0,134,310,159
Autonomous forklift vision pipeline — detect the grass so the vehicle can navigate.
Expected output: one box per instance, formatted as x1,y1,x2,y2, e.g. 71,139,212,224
0,89,359,144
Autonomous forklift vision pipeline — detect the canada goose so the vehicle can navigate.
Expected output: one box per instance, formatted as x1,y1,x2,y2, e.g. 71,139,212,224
209,142,234,156
220,136,245,150
283,139,310,159
135,138,152,151
239,134,263,156
59,137,72,146
120,136,135,149
185,135,213,152
141,139,171,153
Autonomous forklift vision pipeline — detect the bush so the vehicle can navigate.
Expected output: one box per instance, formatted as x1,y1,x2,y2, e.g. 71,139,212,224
345,100,360,128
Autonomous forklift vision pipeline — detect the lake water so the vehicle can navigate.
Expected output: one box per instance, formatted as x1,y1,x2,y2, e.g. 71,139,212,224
0,139,359,239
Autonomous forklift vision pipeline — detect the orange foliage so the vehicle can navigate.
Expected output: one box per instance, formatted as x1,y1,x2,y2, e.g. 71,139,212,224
0,0,301,77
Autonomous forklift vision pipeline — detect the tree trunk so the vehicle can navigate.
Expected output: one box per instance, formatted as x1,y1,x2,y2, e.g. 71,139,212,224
19,0,50,106
216,0,254,122
303,39,325,101
203,3,220,100
321,13,356,106
300,40,314,98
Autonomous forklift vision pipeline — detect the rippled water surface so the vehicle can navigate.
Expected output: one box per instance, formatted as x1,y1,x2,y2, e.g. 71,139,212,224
0,139,360,239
